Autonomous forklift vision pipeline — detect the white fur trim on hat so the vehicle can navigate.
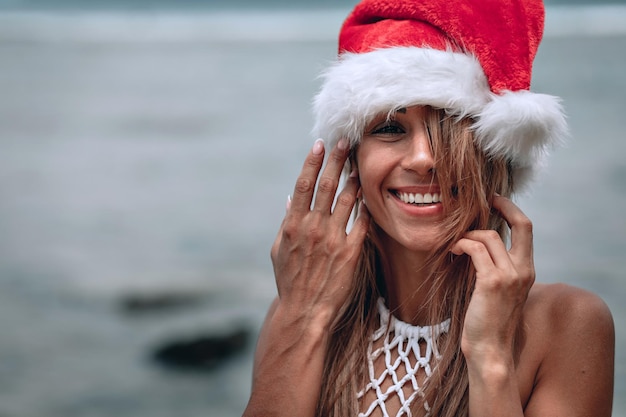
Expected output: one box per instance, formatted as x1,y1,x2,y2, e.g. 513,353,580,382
312,46,567,192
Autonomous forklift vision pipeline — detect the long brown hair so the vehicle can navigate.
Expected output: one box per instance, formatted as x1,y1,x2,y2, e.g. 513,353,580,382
316,107,518,416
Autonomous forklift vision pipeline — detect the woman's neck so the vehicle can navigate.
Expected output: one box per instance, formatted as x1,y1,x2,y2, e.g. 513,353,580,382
379,235,439,326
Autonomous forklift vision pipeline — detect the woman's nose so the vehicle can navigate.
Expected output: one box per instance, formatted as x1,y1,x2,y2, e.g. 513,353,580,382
401,129,435,176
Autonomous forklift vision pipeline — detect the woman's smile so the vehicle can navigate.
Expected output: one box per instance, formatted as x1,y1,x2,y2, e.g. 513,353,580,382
393,190,441,205
389,186,444,217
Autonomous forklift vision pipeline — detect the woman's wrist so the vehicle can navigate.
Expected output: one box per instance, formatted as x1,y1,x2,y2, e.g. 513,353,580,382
465,343,516,383
468,356,514,384
272,299,335,344
466,349,523,417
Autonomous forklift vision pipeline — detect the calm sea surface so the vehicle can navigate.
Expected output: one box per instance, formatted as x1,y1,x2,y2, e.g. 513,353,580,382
0,5,625,417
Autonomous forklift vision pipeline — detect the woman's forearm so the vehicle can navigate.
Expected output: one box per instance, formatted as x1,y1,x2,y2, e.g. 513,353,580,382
243,302,333,417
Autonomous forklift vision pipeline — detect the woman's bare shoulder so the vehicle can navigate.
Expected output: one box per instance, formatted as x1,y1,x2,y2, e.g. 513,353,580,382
526,282,614,331
521,282,615,416
521,281,614,367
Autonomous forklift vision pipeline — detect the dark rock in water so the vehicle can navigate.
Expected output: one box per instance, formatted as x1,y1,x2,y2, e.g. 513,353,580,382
118,292,209,315
150,327,250,371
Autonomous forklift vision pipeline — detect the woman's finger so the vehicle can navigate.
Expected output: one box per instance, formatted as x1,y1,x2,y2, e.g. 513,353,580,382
461,230,511,270
313,138,350,213
347,200,370,244
492,195,533,260
450,238,496,273
271,194,292,265
330,169,360,228
290,139,326,214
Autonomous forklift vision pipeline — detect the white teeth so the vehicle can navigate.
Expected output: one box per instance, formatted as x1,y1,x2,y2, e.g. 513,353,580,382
396,192,440,204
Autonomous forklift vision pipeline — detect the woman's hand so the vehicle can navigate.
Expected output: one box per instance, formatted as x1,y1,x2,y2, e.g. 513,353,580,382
243,139,369,417
271,138,370,327
452,195,534,362
451,195,533,416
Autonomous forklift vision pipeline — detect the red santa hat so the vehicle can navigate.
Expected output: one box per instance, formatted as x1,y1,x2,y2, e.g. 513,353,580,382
312,0,567,192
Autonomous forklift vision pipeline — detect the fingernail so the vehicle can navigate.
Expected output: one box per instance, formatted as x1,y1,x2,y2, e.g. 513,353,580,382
312,138,325,155
349,168,359,179
286,194,292,210
337,138,348,151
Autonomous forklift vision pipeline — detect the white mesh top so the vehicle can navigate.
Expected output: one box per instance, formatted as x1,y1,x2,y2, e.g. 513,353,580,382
357,298,451,417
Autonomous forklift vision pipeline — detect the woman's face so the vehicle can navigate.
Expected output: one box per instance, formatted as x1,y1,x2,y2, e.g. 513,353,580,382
356,105,446,254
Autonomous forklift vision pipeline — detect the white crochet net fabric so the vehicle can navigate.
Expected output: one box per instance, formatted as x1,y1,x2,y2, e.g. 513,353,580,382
357,298,450,417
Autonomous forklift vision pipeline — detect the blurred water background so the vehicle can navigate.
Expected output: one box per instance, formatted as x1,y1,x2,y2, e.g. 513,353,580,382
0,0,625,416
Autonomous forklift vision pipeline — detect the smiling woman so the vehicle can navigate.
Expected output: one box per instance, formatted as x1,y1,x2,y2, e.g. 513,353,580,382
242,0,615,416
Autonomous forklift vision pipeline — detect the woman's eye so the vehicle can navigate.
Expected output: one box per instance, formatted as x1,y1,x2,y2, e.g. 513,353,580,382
371,122,405,135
